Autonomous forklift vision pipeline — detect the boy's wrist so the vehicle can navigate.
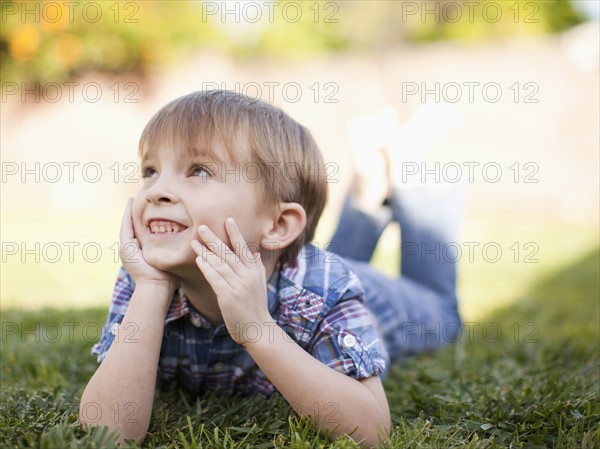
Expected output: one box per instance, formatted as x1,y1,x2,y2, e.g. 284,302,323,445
241,318,288,350
130,281,177,315
135,279,178,295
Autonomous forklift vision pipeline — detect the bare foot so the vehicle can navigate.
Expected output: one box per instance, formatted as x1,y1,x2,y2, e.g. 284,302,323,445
346,108,395,213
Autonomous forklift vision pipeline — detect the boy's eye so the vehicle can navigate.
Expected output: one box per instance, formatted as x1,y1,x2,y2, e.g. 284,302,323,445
190,165,211,177
141,167,158,178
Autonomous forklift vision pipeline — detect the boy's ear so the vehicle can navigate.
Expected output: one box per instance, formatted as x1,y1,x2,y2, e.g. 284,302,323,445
261,203,307,250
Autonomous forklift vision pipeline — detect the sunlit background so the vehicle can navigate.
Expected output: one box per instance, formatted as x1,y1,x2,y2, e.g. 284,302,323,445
1,0,598,321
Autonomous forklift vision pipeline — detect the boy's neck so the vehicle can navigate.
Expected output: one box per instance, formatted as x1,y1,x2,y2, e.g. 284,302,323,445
179,276,223,325
178,251,281,327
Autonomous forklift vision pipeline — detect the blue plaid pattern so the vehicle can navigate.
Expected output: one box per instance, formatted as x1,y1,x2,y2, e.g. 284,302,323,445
91,244,388,396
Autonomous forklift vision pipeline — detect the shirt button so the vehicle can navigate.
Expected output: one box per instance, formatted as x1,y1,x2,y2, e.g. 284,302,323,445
342,334,356,349
213,362,225,372
190,313,202,327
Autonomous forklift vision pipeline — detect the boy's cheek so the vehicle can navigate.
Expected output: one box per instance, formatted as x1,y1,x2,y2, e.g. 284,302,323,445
196,218,229,247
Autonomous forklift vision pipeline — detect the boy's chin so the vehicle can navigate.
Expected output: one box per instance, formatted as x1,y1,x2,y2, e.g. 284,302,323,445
142,251,195,276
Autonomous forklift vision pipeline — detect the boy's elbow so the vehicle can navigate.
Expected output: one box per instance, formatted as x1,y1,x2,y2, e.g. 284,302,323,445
78,407,148,445
347,408,390,448
121,431,148,446
328,413,390,448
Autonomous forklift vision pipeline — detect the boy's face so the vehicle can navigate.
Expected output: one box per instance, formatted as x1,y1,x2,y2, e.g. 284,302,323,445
132,141,272,276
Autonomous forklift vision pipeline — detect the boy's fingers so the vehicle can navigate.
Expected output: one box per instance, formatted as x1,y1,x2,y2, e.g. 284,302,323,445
192,240,235,288
224,217,256,267
119,198,135,244
195,255,231,292
197,225,243,272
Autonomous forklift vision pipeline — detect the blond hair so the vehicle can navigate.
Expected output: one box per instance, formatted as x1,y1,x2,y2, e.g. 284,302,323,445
138,90,328,263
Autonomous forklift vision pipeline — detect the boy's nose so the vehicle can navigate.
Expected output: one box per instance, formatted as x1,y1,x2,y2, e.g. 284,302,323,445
145,180,178,204
146,193,172,203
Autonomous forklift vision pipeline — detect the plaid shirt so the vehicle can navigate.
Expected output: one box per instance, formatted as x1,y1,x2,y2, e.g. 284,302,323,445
92,244,388,396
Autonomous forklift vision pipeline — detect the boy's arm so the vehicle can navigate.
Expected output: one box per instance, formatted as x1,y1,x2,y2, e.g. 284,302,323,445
80,198,177,444
79,283,172,444
193,218,390,447
245,321,390,447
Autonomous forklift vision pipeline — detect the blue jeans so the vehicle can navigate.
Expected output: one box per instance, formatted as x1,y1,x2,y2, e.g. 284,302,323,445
329,185,463,364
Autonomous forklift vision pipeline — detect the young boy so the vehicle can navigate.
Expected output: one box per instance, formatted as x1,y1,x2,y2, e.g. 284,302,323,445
79,91,462,447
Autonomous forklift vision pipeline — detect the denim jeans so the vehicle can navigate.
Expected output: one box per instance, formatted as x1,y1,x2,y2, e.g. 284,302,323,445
329,185,464,364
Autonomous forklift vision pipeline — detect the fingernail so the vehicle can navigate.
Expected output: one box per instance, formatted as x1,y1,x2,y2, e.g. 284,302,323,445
227,217,235,225
199,225,208,234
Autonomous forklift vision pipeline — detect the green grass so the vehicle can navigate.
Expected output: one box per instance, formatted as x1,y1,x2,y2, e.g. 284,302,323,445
1,238,599,447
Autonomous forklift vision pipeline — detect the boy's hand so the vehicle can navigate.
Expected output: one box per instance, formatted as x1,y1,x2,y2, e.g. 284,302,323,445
120,198,178,293
191,217,272,345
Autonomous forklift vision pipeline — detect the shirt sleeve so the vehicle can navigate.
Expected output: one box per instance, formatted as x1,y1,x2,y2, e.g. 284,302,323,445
309,296,388,379
91,267,135,363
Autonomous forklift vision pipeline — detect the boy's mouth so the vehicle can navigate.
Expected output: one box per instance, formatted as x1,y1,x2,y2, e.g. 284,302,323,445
148,219,188,235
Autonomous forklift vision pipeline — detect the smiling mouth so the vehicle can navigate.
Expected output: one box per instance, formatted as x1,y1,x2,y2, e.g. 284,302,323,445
148,220,188,235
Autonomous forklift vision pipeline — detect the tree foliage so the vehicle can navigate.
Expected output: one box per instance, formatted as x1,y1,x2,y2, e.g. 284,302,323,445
1,1,583,86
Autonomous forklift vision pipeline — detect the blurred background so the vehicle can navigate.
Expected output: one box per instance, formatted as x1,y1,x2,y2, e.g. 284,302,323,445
1,0,598,321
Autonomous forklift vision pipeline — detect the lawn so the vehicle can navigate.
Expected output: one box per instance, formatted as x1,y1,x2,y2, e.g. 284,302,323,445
1,225,598,448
